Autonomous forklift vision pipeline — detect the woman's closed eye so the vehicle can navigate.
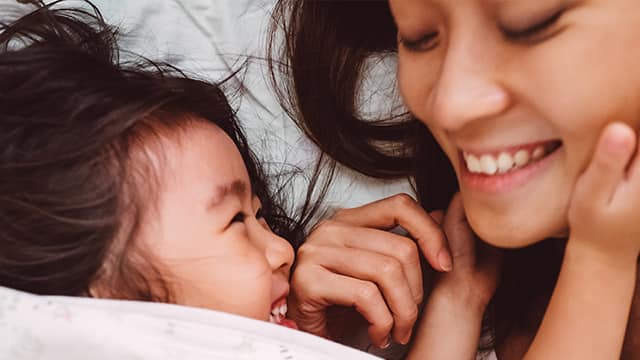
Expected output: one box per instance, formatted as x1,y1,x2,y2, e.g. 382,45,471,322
398,31,439,52
502,8,566,43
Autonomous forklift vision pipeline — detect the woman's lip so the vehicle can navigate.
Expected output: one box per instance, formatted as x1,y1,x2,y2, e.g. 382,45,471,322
459,144,562,193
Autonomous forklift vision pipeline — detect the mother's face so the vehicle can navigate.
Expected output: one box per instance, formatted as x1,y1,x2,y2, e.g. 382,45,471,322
390,0,640,247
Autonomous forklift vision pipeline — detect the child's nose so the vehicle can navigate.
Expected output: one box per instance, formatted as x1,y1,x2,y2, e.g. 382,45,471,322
257,225,294,275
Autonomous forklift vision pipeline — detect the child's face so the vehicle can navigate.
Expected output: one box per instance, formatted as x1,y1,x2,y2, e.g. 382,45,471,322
139,120,295,326
391,0,640,247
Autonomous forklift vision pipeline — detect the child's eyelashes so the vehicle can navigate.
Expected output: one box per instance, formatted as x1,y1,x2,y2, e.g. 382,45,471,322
502,9,566,44
231,212,246,224
229,208,265,225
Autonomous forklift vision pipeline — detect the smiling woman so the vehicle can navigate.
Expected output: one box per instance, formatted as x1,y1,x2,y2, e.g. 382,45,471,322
269,0,640,358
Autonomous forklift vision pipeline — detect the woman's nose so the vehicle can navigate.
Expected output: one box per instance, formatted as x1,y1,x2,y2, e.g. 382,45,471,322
430,33,511,131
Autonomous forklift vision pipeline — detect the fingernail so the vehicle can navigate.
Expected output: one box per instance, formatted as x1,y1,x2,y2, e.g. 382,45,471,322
379,336,391,349
438,250,453,272
401,330,413,345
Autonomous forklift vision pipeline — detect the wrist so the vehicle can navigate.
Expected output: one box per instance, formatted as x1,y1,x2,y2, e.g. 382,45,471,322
566,236,639,272
428,283,489,320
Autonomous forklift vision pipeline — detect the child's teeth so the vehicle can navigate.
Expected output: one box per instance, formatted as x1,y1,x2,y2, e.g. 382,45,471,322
480,155,498,175
513,150,530,167
496,152,514,173
269,314,275,323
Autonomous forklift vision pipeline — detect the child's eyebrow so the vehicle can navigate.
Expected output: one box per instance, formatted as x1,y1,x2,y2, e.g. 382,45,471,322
207,179,250,210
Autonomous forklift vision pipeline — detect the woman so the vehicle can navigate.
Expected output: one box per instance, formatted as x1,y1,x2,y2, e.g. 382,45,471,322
269,0,640,358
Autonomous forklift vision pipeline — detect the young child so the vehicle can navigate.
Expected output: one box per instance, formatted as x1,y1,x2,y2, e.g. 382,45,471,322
0,1,300,329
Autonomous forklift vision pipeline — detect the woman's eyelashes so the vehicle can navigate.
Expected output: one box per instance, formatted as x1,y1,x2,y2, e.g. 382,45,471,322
398,32,439,52
502,8,566,43
398,8,566,51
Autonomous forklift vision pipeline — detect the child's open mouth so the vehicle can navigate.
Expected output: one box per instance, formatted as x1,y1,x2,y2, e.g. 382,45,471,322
269,298,298,329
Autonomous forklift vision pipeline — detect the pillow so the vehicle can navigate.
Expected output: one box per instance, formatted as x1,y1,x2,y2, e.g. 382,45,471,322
88,0,416,214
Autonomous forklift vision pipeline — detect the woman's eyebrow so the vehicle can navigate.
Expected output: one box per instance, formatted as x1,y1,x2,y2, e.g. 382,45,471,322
207,179,249,210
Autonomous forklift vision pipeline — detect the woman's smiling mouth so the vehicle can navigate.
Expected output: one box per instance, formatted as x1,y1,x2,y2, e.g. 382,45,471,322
459,140,563,192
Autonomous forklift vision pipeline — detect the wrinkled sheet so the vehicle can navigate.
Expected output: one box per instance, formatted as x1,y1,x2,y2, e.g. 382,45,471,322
0,286,381,360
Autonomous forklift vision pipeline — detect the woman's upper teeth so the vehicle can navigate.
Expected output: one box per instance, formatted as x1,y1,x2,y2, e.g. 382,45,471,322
464,145,546,175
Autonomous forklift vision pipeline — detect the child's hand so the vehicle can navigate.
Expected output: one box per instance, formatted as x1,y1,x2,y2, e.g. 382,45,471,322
287,194,452,349
429,193,502,311
569,122,640,265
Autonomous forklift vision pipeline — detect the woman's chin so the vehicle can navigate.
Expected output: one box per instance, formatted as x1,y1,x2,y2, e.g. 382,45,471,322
468,214,567,249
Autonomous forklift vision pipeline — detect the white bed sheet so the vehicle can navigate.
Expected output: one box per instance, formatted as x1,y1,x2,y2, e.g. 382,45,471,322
0,286,381,360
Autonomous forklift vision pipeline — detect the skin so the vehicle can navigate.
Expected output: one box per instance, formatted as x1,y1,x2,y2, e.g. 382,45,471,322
391,0,640,248
387,0,640,357
136,120,294,322
290,0,640,358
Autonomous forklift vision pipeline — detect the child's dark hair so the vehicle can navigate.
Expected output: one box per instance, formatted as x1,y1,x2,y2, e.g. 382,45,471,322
0,0,301,301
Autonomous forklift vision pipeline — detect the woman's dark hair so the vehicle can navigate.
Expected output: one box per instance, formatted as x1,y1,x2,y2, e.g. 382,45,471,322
268,0,563,353
0,0,303,302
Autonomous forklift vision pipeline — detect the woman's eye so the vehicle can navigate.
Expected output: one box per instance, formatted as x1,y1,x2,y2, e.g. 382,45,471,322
399,32,439,52
503,9,564,43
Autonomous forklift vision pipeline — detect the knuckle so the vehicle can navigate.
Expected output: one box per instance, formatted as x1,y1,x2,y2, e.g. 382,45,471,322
379,313,394,332
390,193,417,209
396,240,419,264
309,219,342,241
295,243,319,260
356,282,380,304
379,258,402,278
398,305,419,324
414,291,424,305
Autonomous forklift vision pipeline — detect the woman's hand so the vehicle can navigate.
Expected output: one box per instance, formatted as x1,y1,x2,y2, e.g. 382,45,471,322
288,194,452,348
407,193,502,359
428,193,501,314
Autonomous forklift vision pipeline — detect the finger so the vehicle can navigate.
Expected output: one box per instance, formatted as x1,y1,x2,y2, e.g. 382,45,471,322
577,122,636,206
300,245,418,344
333,194,452,272
293,269,395,348
315,223,423,304
429,210,444,225
624,129,640,188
